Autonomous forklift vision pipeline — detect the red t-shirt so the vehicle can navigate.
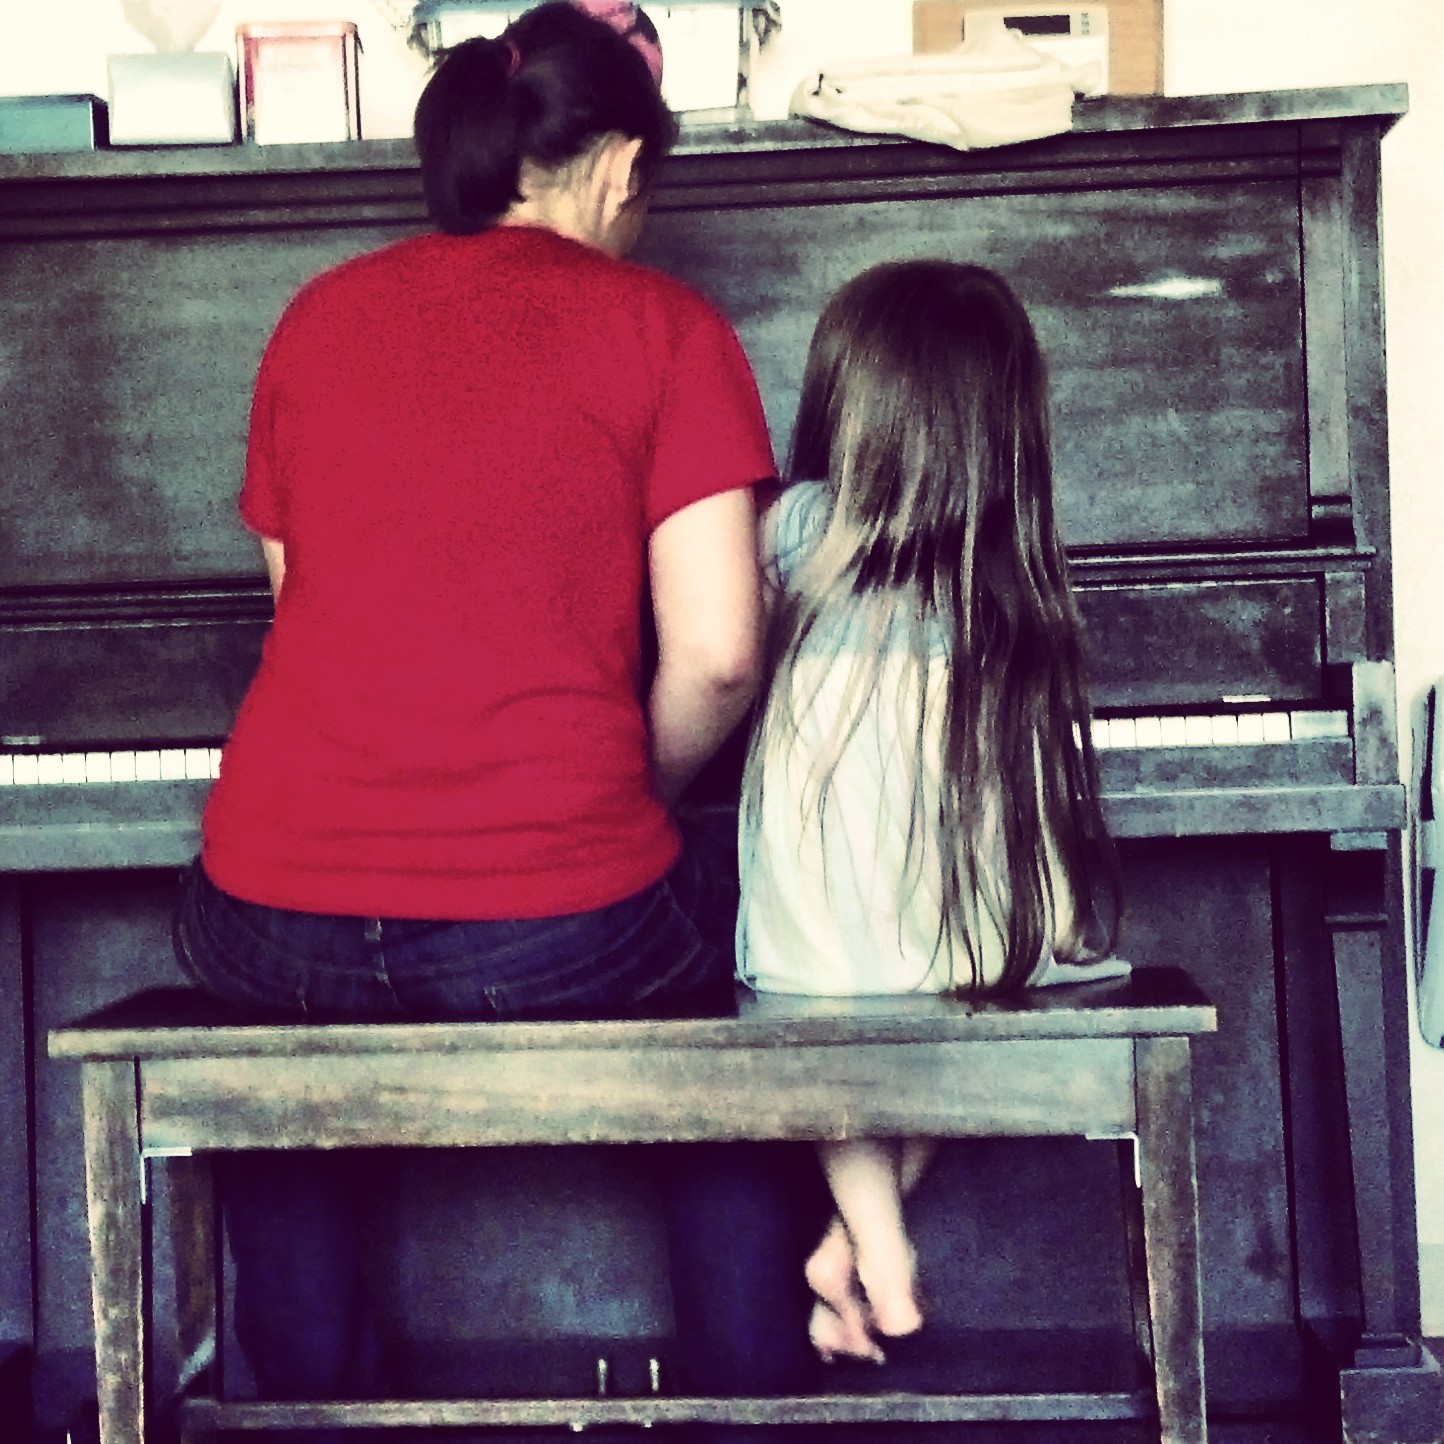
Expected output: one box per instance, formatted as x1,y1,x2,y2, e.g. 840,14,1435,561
201,225,775,919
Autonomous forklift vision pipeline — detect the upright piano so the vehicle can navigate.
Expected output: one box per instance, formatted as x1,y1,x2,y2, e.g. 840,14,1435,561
1,85,1435,1438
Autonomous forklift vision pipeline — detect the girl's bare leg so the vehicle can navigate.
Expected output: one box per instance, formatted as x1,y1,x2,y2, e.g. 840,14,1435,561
897,1137,936,1196
815,1138,925,1340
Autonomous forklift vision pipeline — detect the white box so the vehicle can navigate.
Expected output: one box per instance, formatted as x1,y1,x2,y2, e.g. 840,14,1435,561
651,4,745,115
107,52,237,146
966,6,1109,94
915,3,1110,95
412,0,758,115
238,22,362,145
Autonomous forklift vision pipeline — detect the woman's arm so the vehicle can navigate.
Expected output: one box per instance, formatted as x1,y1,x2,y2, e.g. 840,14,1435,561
259,537,286,601
648,487,765,806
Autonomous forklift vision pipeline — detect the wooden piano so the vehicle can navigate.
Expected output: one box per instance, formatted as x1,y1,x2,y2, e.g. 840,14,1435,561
1,84,1436,1439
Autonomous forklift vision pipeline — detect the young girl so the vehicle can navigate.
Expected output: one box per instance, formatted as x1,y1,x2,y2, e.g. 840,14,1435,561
738,259,1125,1365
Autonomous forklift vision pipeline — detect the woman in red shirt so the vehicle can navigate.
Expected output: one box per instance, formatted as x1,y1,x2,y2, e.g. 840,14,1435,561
174,5,816,1428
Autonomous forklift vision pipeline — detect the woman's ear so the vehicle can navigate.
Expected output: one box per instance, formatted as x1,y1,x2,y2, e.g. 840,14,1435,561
594,134,647,251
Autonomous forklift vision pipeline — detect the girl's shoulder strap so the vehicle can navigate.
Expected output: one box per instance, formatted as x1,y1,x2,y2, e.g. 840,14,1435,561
768,482,829,582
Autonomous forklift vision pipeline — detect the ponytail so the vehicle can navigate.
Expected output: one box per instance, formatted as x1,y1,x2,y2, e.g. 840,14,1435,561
414,2,676,236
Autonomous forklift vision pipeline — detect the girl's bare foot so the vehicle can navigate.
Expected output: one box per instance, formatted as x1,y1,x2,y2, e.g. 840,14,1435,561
808,1298,884,1364
804,1220,881,1362
854,1239,923,1339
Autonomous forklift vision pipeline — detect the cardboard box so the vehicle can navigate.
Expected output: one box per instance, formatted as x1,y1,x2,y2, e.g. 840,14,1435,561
237,21,362,145
107,53,237,146
913,0,1162,95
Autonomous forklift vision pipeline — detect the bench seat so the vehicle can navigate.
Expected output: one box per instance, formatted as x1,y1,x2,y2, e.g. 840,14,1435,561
50,965,1215,1443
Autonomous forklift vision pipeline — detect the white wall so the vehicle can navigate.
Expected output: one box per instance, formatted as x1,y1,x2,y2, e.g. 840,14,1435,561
2,0,1442,1329
0,0,911,137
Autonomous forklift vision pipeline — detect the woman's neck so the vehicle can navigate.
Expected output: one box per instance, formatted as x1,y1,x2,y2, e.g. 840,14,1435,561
500,189,604,252
499,135,645,257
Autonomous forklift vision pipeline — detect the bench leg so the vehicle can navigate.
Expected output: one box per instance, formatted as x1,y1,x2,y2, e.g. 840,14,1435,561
168,1155,217,1398
81,1059,146,1444
1135,1035,1207,1444
1118,1137,1155,1370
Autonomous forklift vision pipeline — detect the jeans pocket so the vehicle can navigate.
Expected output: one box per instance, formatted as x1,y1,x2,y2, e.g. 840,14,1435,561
174,861,311,1015
477,878,731,1020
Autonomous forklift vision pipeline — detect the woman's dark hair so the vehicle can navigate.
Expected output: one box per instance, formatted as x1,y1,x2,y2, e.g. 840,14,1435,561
414,2,677,235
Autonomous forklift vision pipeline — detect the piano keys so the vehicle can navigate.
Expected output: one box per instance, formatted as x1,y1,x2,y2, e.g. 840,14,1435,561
0,748,221,785
0,709,1355,784
0,711,1352,787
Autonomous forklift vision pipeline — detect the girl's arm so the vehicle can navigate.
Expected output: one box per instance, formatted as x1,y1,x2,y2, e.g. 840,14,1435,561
648,487,765,805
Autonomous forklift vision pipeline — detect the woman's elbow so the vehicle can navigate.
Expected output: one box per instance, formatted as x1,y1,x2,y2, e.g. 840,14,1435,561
701,637,764,703
726,626,767,688
670,631,763,704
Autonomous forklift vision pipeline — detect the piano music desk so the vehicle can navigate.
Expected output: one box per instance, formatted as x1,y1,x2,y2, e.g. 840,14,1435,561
52,968,1215,1443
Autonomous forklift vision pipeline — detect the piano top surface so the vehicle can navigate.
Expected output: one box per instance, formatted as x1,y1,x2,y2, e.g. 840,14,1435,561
0,83,1409,186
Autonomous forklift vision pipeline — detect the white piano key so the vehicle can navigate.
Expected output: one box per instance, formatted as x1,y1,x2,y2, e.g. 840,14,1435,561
1210,714,1240,745
110,751,138,783
12,755,38,785
1107,717,1137,749
60,752,87,784
1237,713,1266,744
1262,713,1292,743
37,754,65,784
1291,709,1350,739
1133,716,1164,748
84,751,113,783
1091,719,1109,748
134,751,163,782
159,749,187,780
1184,714,1213,746
1159,716,1188,747
184,748,212,779
209,747,224,778
0,756,12,786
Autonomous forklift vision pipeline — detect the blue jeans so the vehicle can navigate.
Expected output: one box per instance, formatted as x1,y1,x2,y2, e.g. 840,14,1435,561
174,809,743,1023
172,810,820,1438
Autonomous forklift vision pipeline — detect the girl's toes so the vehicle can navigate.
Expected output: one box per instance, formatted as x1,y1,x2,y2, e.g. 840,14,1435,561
809,1299,884,1364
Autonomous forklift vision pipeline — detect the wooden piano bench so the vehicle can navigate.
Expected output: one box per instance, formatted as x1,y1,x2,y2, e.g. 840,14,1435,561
50,966,1216,1444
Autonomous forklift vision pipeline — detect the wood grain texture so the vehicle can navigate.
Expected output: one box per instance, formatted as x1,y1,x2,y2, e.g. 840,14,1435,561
1135,1035,1206,1444
80,1059,144,1444
52,967,1217,1060
137,1037,1139,1151
166,1154,215,1397
1353,660,1401,787
180,1388,1149,1426
57,973,1212,1440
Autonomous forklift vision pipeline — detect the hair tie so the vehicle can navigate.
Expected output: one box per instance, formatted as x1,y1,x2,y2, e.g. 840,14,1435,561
503,37,522,76
570,0,664,86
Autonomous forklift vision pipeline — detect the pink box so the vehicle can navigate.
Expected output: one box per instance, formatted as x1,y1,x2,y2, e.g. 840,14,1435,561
238,21,361,144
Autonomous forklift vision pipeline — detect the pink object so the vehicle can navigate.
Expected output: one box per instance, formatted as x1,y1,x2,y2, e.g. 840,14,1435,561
571,0,664,86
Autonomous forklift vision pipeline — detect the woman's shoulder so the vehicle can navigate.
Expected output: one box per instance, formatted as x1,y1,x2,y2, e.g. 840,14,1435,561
273,232,436,331
602,252,742,336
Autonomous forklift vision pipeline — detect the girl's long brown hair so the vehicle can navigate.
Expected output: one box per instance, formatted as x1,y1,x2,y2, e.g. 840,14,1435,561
749,260,1120,995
